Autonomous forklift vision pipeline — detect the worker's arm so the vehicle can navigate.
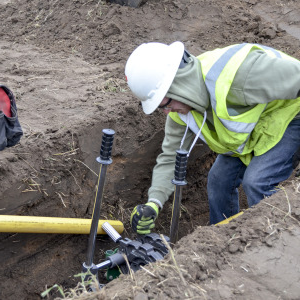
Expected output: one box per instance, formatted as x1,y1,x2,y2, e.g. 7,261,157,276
228,50,300,106
131,115,193,234
147,115,194,208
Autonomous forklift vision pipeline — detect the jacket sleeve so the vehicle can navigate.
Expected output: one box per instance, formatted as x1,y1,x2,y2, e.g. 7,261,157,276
228,50,300,106
148,115,194,208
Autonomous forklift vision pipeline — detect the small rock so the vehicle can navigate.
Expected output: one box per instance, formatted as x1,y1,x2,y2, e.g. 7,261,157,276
259,28,277,39
229,223,237,230
216,260,223,270
228,243,240,253
264,238,273,247
199,273,208,281
254,15,261,22
7,154,18,162
103,23,121,37
10,17,19,24
294,208,300,217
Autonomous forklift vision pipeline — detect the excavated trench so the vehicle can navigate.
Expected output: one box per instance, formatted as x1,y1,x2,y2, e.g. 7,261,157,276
0,117,222,299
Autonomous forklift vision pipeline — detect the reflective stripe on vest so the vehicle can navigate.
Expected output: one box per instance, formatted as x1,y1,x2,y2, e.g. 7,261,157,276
205,43,282,135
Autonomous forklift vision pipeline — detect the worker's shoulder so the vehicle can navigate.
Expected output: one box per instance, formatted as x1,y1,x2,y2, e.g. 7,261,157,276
244,49,265,64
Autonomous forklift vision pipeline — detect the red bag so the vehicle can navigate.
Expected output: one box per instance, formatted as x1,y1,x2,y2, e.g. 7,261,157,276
0,85,23,150
0,87,12,117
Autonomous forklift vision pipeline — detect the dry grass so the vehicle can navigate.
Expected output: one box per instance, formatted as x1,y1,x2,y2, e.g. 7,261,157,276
42,273,106,300
263,185,300,225
96,78,128,93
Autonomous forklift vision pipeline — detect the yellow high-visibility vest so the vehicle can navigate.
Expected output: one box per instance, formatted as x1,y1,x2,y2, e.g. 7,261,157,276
170,43,300,165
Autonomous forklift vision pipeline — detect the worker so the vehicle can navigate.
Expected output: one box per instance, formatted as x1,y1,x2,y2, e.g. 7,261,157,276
0,85,23,151
126,41,300,234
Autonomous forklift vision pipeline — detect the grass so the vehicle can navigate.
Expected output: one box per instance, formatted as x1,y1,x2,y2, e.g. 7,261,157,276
41,273,105,299
262,183,300,225
97,78,128,93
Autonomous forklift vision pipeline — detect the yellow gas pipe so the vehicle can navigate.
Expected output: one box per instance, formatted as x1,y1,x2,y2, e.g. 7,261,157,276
216,211,244,225
0,215,124,234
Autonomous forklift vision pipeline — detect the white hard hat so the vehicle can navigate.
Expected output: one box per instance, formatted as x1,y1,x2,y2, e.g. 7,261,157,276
125,41,184,114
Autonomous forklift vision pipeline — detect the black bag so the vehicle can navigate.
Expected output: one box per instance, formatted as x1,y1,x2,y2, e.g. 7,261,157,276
0,85,23,151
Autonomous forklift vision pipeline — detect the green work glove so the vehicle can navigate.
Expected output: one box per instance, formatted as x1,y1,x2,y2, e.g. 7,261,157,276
130,202,159,234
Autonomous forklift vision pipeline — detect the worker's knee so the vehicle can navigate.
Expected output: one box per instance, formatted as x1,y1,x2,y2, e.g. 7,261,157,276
242,171,256,190
242,172,267,206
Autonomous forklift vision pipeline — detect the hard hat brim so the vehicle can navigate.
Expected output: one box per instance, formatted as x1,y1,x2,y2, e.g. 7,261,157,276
141,41,185,115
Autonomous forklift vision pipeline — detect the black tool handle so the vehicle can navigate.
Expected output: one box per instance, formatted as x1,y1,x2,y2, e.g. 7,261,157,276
100,129,115,161
170,149,188,244
173,149,188,184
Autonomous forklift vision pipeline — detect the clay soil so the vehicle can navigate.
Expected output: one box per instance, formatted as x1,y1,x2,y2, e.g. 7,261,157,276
0,0,300,299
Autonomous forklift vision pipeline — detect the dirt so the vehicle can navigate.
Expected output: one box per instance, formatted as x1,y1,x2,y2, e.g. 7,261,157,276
0,0,299,299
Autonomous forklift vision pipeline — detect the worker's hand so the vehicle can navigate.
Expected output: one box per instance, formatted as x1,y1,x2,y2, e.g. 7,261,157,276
130,202,159,235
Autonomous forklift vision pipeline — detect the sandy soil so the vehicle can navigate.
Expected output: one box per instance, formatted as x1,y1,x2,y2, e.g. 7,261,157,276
0,0,299,299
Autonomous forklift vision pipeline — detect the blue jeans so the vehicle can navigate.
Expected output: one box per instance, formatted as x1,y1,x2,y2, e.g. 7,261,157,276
207,118,300,224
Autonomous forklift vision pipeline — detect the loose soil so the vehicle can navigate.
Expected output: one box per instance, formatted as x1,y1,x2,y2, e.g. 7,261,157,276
0,0,299,299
